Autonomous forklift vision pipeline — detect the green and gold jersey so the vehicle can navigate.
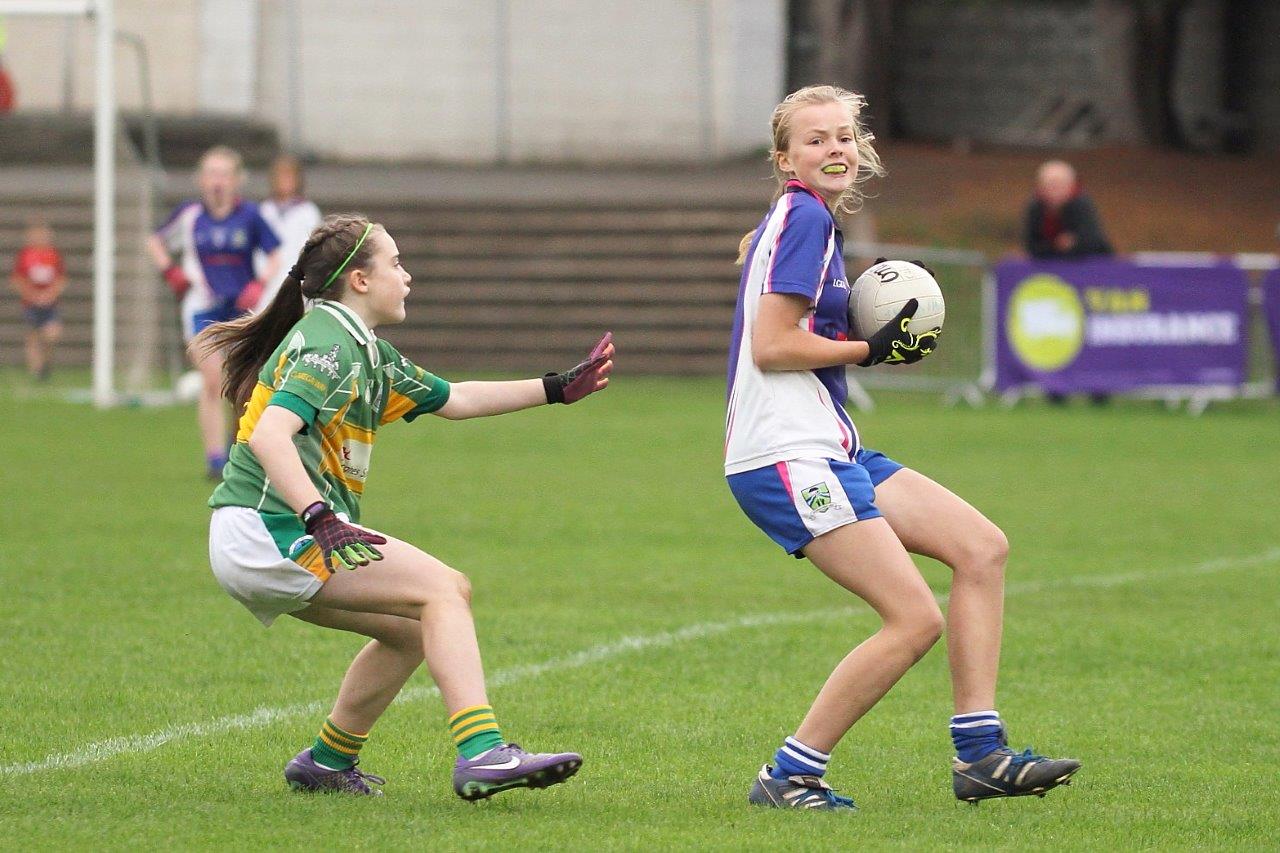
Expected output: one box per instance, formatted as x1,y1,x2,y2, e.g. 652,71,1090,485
209,300,450,556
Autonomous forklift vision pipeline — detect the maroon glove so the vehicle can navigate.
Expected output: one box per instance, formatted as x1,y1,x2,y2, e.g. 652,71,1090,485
235,279,265,312
300,502,387,572
163,265,190,298
543,332,614,404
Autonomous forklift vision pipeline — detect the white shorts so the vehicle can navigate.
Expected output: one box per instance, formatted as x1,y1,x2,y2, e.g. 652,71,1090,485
209,506,324,626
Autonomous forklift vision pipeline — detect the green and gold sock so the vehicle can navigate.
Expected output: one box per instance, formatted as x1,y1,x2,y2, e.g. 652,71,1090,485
449,704,504,759
311,717,368,771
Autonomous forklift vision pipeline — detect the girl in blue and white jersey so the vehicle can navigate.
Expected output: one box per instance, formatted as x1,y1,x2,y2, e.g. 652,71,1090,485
727,85,1079,810
148,146,283,478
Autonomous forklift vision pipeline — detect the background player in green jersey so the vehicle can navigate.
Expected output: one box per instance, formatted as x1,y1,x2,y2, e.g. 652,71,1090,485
194,214,613,799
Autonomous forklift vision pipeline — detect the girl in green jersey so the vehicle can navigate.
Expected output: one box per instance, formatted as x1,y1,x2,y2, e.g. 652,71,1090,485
196,214,613,799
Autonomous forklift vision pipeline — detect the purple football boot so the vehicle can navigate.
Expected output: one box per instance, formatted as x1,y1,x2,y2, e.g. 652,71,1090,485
284,748,385,796
452,743,583,801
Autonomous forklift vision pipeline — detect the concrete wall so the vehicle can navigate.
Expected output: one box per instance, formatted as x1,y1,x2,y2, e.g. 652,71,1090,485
3,0,202,113
889,0,1278,151
3,0,785,163
1171,0,1226,150
891,0,1100,142
261,0,785,162
1241,0,1280,149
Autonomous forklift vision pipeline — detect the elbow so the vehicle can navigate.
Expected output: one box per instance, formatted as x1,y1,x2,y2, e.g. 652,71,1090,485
246,430,264,457
752,339,784,372
246,423,271,456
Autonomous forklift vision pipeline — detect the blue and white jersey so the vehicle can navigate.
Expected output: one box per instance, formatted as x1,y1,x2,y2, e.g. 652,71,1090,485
156,198,281,301
724,180,858,476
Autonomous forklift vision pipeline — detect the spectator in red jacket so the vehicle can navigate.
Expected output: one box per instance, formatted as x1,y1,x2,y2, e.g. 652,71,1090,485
1023,161,1113,405
9,220,66,381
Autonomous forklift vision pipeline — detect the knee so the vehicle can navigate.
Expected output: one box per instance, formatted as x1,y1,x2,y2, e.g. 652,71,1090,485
912,605,946,656
953,523,1008,583
453,569,472,605
409,564,472,608
889,599,944,660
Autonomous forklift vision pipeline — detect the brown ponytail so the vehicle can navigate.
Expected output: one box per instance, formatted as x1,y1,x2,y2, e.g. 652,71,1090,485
191,213,381,410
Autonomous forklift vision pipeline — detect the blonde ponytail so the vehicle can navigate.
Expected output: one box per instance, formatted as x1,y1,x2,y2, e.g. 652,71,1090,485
735,84,885,264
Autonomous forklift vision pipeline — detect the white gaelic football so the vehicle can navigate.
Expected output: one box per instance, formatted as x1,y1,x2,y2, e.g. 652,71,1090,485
848,260,945,339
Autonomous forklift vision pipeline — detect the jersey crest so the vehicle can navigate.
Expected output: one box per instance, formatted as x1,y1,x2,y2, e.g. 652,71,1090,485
303,344,343,380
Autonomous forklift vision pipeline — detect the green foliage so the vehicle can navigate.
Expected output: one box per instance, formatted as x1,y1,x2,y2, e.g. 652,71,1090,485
1,376,1277,849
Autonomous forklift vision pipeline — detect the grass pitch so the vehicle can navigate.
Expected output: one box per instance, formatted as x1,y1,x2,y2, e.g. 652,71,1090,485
1,373,1277,850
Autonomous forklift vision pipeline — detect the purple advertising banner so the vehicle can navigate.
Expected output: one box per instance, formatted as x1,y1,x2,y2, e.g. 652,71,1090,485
994,259,1250,394
1263,268,1280,390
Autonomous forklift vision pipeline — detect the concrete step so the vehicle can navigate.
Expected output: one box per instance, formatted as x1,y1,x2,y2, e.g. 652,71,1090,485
0,112,279,168
418,256,738,281
370,207,760,233
411,280,736,305
2,228,744,257
400,232,741,258
0,174,757,375
397,325,727,354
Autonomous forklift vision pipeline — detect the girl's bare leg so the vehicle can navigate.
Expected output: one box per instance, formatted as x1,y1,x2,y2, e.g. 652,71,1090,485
302,535,489,715
792,517,944,751
191,346,229,458
873,469,1008,713
291,607,424,733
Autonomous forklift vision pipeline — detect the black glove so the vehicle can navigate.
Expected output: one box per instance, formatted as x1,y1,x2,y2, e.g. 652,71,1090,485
858,298,942,367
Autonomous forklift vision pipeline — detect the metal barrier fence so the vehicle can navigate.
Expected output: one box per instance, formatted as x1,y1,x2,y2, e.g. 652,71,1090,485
842,244,1279,413
844,242,990,409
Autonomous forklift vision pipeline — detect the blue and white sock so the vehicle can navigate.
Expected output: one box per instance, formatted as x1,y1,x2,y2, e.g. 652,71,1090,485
950,710,1003,762
770,736,830,779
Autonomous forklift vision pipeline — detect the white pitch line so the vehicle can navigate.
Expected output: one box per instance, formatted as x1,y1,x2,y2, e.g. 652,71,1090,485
4,546,1276,777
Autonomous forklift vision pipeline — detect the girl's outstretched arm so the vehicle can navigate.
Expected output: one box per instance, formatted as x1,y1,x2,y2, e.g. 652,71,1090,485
435,333,614,420
435,378,552,420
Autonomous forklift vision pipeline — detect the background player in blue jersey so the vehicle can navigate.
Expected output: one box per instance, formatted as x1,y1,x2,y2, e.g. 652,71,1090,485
148,145,283,478
726,85,1080,810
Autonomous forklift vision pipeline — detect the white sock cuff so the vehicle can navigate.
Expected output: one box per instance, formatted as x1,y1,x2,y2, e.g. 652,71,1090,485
950,710,1000,722
784,736,831,763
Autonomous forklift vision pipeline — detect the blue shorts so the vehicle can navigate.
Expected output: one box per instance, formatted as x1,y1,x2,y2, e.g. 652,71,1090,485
727,448,904,557
188,301,243,338
23,304,59,328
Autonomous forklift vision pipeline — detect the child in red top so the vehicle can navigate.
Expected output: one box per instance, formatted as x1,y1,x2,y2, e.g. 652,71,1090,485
9,221,67,381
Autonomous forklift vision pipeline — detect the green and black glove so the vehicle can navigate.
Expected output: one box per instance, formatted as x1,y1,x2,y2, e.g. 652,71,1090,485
857,298,942,367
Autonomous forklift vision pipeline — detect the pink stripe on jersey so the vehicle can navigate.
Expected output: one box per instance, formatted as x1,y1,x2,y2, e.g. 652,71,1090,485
762,195,794,294
806,226,834,333
775,461,795,499
816,388,853,452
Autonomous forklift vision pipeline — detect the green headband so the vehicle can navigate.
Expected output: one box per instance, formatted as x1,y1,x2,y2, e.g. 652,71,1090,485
320,223,374,292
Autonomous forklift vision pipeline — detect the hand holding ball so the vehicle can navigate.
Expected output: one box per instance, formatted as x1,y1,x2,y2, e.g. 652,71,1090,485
848,259,944,366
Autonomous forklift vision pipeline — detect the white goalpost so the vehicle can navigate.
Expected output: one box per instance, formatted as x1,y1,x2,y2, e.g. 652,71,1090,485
1,0,115,407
